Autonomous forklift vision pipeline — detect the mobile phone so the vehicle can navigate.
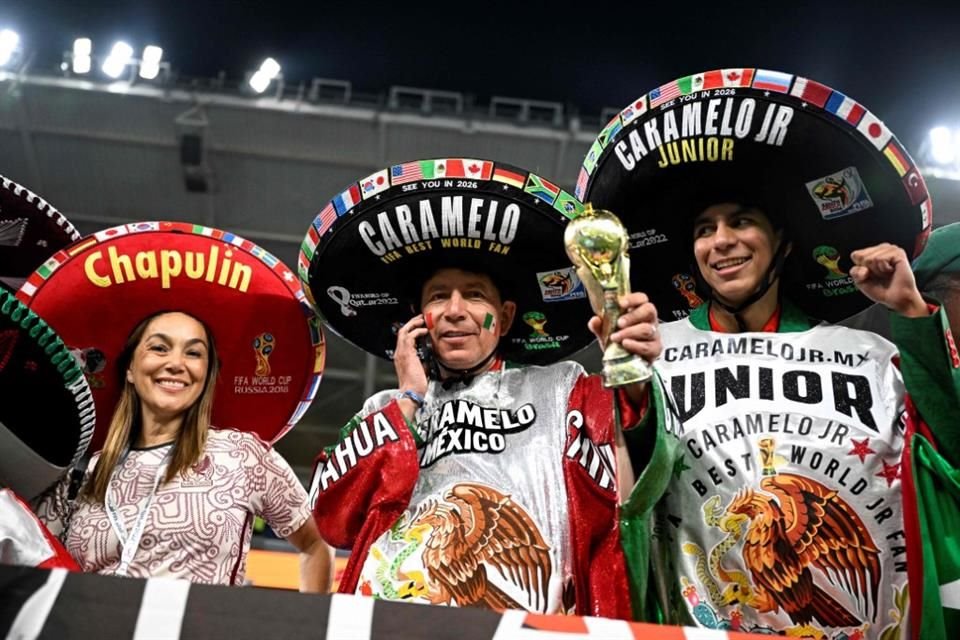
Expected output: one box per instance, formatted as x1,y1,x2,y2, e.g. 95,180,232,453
416,332,441,380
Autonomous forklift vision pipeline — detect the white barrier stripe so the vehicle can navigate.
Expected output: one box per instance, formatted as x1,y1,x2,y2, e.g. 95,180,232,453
583,616,635,639
132,577,191,640
324,594,373,640
5,569,67,640
491,610,528,640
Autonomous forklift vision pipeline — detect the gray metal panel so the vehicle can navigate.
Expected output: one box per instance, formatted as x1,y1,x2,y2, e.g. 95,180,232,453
207,104,380,166
21,84,179,143
30,134,203,221
206,154,367,235
0,131,31,183
559,140,594,185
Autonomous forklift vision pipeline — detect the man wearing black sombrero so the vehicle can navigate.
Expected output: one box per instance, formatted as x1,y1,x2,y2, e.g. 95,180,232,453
302,159,673,618
581,68,959,638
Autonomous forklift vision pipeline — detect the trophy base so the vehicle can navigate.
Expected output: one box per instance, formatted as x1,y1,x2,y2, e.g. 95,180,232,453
602,354,653,388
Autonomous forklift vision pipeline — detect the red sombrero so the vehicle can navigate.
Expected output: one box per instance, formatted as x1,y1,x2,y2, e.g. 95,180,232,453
0,175,81,292
578,68,931,323
17,222,325,452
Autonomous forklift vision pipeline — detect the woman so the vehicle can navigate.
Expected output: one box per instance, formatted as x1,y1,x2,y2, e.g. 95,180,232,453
23,223,331,590
581,69,954,638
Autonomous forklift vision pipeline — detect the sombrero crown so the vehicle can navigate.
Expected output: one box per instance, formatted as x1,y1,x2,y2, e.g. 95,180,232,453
299,159,594,365
1,288,94,500
18,222,325,452
1,175,81,292
578,68,931,323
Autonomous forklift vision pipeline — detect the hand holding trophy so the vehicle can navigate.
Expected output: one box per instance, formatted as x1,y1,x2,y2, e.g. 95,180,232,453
564,204,653,387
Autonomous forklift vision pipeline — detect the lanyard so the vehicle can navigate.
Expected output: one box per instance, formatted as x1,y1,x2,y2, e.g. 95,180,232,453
105,446,172,576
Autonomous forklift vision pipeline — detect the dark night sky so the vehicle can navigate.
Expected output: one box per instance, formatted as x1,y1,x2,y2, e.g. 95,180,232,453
3,0,960,149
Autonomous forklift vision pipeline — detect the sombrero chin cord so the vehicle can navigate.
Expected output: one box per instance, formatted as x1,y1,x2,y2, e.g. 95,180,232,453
438,348,499,390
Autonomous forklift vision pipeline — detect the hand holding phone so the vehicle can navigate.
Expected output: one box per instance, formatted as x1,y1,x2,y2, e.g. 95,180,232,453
393,314,431,399
416,333,441,381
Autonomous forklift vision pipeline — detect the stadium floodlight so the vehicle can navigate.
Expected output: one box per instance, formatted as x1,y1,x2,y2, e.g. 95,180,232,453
929,126,958,165
138,45,163,80
248,57,281,94
0,29,20,68
72,38,92,74
102,41,133,79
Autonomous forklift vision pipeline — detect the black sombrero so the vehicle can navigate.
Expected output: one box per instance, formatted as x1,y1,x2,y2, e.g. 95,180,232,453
0,287,94,500
18,222,325,452
299,159,593,364
578,68,932,323
0,175,81,292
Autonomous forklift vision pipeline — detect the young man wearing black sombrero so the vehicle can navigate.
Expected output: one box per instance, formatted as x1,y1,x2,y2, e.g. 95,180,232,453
302,159,673,618
581,69,958,638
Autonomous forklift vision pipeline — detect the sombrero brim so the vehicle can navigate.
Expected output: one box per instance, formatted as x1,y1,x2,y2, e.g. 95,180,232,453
17,223,325,452
300,159,594,364
0,288,94,500
0,175,81,292
579,68,931,323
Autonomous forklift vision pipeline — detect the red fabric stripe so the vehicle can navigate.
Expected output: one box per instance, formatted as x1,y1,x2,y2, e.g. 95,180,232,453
10,491,80,571
899,396,924,640
312,400,420,595
563,374,632,618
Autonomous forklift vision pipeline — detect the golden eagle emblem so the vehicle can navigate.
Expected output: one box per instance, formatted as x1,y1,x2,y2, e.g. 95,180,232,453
722,472,881,629
413,482,552,611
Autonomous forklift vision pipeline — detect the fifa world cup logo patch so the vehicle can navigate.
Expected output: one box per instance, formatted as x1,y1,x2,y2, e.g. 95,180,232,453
672,273,704,308
253,332,275,376
813,245,847,280
523,311,549,337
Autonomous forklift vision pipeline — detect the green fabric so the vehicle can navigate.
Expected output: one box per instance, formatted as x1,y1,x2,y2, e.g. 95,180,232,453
0,288,84,384
323,413,366,457
686,298,816,333
912,435,960,640
890,302,960,638
890,305,960,467
913,224,960,289
620,373,679,621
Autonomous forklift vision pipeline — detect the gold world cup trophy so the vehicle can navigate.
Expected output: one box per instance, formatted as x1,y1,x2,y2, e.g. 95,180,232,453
564,204,653,387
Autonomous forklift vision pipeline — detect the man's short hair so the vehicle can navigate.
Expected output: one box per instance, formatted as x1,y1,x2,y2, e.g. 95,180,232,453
403,257,515,310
